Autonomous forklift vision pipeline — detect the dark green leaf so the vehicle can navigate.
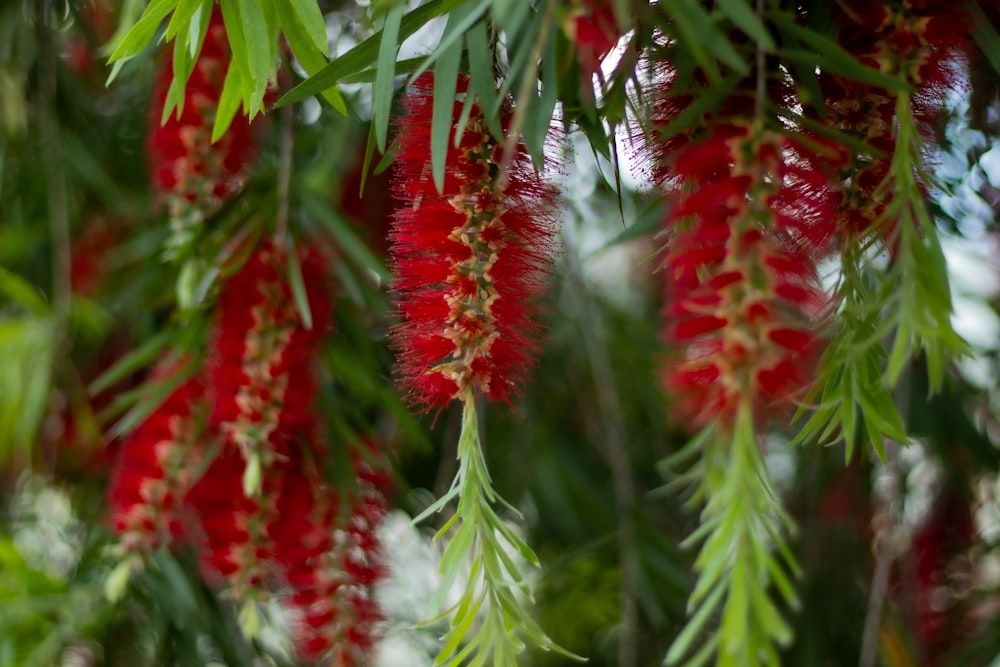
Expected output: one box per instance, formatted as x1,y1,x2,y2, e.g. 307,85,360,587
715,0,774,51
769,11,907,92
277,0,467,107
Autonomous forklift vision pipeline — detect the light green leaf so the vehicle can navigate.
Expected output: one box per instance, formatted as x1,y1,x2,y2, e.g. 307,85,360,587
212,61,245,142
0,266,48,315
107,0,177,64
219,0,256,114
289,0,329,55
164,0,210,42
373,2,405,152
431,29,463,192
237,0,273,115
275,0,346,113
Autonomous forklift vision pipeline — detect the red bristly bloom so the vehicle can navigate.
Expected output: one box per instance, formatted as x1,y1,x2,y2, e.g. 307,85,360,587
390,75,560,408
185,446,288,600
272,449,390,664
147,7,261,255
819,0,972,243
210,238,331,473
639,63,838,427
107,369,204,554
637,59,837,427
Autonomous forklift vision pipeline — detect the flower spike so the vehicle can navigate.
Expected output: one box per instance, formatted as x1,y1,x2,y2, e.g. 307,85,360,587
391,75,577,665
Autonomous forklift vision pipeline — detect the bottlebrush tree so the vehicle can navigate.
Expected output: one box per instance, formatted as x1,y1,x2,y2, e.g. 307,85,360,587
2,1,1000,667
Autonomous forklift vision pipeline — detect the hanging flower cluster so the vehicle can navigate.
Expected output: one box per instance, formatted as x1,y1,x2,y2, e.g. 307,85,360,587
147,7,261,257
273,451,390,663
388,74,573,664
108,370,204,556
819,0,972,245
107,239,388,663
210,240,331,490
643,90,835,427
390,75,559,408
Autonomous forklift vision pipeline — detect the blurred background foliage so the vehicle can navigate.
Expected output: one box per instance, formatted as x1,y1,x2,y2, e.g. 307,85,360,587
2,0,1000,666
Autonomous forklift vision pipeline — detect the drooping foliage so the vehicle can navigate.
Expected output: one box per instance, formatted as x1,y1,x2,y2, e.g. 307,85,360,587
2,1,1000,667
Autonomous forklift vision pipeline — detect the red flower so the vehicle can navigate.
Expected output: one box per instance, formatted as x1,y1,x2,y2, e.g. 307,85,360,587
185,447,286,599
147,7,262,253
210,238,332,473
644,117,832,428
272,447,390,664
390,75,560,408
107,368,204,554
568,0,621,81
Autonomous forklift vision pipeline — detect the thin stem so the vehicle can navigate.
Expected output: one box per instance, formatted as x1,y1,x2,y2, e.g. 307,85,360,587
274,102,295,246
859,440,901,667
754,0,766,121
563,228,637,667
36,0,72,471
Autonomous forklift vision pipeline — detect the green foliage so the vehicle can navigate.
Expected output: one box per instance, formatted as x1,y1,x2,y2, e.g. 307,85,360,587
415,394,584,666
880,91,970,390
663,408,800,667
2,1,1000,666
791,251,907,462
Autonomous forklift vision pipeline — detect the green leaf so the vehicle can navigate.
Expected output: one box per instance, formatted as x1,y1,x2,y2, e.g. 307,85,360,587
971,1,1000,75
660,0,746,82
88,329,175,396
0,318,54,460
412,0,491,81
289,0,329,55
275,0,346,114
431,25,463,192
212,60,245,142
219,0,256,115
286,245,314,331
107,0,177,64
276,0,467,107
373,2,405,152
465,21,502,139
300,193,388,282
236,0,273,115
768,11,907,92
108,358,194,439
714,0,774,51
163,0,210,42
665,583,726,665
0,266,48,315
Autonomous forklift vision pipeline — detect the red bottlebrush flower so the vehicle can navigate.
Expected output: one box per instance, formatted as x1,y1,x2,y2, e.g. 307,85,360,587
70,216,120,297
644,119,831,428
185,447,286,600
147,7,262,255
210,238,332,475
273,447,390,665
567,0,621,82
817,1,972,245
107,369,205,554
390,75,560,408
